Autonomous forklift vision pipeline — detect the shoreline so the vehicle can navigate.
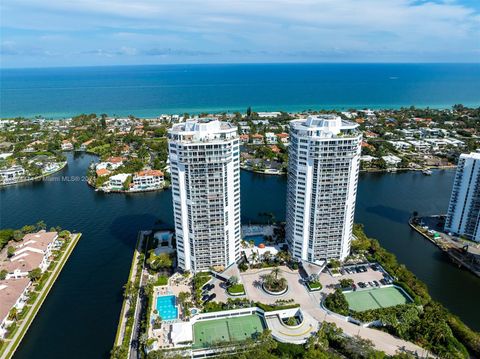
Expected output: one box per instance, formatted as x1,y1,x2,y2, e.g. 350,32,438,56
0,161,68,188
86,178,168,195
0,233,82,359
241,164,457,176
408,217,480,278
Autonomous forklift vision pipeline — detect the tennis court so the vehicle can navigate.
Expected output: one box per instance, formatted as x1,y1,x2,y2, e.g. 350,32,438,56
192,314,264,349
344,286,412,312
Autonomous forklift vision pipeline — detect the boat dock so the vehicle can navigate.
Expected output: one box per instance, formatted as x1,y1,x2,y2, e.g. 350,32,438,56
409,215,480,278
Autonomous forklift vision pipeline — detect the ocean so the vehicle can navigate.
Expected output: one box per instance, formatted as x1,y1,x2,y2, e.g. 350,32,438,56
1,63,479,119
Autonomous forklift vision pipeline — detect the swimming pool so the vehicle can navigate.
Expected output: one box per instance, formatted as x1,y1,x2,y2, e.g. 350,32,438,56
244,235,266,246
156,295,178,321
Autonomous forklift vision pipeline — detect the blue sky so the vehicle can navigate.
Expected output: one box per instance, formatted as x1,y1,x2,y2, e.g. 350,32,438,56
1,0,479,68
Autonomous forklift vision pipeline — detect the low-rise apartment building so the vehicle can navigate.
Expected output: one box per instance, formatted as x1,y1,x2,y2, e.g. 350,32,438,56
0,278,31,338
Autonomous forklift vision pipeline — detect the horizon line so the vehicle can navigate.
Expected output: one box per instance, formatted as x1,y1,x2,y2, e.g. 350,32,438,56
2,61,480,71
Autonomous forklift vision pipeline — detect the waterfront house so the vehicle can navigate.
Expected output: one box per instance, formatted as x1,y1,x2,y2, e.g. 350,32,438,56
132,170,164,190
0,165,26,184
61,140,74,151
0,278,31,338
360,155,377,162
109,173,130,190
96,157,124,171
382,155,402,167
96,168,111,177
408,140,431,152
80,139,95,151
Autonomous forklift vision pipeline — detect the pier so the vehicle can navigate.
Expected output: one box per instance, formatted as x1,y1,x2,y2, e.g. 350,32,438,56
409,215,480,278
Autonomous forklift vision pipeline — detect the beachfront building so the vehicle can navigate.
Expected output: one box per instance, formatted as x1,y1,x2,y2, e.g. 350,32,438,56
168,118,241,271
285,115,362,264
445,152,480,242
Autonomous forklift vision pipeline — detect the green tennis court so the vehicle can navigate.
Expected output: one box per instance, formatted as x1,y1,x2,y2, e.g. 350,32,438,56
344,286,412,312
192,314,264,349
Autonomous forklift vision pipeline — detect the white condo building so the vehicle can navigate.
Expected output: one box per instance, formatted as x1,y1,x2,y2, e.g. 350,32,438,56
285,115,362,264
445,152,480,242
168,119,241,271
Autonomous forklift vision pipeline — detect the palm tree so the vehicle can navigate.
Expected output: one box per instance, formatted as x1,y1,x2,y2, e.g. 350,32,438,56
8,307,18,321
228,275,238,287
271,267,281,280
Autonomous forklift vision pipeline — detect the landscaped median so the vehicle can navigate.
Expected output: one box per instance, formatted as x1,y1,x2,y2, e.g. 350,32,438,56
0,232,82,359
111,231,148,359
227,284,245,296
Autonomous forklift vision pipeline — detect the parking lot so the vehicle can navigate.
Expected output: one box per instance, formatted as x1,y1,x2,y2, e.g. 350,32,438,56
320,263,392,294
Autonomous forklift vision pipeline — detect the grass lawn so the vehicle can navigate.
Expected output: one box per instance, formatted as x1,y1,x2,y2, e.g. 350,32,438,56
306,281,322,291
344,286,412,312
227,284,245,295
192,315,264,349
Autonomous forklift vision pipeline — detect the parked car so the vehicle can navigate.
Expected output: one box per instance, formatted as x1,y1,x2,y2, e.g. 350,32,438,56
373,280,379,287
209,293,216,301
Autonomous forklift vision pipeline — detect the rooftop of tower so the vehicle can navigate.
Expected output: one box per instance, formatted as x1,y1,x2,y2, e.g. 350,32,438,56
168,118,237,142
290,115,359,138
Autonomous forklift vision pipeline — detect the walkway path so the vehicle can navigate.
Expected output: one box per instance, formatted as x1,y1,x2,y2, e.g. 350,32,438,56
113,231,147,354
305,291,431,357
240,266,432,357
0,233,82,359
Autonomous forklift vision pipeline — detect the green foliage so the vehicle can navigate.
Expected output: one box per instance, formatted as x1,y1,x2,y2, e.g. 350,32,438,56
7,246,15,257
227,284,245,295
324,288,349,316
0,270,7,280
147,252,173,272
307,281,322,291
28,268,42,282
255,301,299,312
339,278,354,288
0,229,14,250
352,223,476,358
156,275,168,286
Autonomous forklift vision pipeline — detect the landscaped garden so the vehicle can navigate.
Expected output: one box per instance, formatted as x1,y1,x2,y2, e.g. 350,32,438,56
227,284,245,296
261,267,288,294
306,281,322,292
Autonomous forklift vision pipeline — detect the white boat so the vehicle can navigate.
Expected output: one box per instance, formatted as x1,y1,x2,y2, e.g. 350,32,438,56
422,169,432,175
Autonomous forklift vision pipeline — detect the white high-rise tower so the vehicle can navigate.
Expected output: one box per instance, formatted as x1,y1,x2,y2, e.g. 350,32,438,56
168,118,241,271
285,115,362,264
445,152,480,242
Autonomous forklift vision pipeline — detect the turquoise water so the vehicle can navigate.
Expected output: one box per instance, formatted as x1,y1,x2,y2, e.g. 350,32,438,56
244,234,266,246
1,63,479,118
156,295,178,321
